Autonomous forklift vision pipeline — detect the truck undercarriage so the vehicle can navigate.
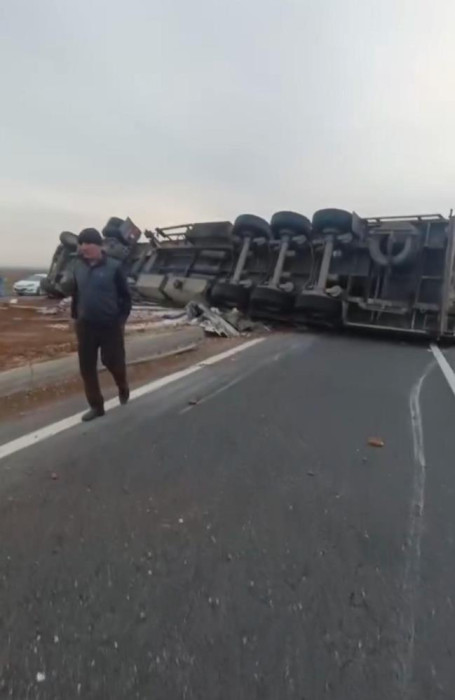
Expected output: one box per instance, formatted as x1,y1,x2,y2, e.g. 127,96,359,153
42,209,455,339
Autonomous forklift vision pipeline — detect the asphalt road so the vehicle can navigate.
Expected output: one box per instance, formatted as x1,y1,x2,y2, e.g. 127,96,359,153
0,332,454,699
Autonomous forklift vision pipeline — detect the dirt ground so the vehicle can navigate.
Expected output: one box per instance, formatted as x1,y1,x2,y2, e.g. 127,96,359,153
0,297,249,420
0,299,189,372
0,302,76,371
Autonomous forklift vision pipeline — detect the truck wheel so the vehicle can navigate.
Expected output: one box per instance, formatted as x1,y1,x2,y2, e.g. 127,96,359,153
40,278,64,299
295,291,342,318
103,217,124,232
59,231,78,249
104,230,128,243
233,214,272,240
210,281,250,309
102,217,126,241
250,285,295,313
103,238,129,260
271,211,312,239
312,209,353,234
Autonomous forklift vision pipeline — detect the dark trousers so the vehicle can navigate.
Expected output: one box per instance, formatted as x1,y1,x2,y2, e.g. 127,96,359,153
76,321,128,410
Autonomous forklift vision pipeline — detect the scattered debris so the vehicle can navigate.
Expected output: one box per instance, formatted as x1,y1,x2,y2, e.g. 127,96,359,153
187,301,241,337
223,308,259,333
368,438,385,448
50,472,59,480
185,301,268,337
36,306,59,316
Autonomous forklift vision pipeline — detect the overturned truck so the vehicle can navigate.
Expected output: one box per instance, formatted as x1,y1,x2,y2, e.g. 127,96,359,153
43,209,455,339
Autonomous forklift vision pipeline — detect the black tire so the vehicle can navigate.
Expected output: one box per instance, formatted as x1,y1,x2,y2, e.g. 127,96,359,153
102,217,125,240
40,278,52,296
250,285,295,313
233,214,272,240
271,211,312,239
312,209,353,234
59,231,78,249
103,238,130,260
103,216,124,231
210,281,250,309
103,229,128,244
368,230,420,269
40,277,64,299
295,291,342,318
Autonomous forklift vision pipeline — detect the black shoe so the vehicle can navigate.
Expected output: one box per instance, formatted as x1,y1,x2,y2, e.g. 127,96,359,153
81,407,105,422
119,387,130,405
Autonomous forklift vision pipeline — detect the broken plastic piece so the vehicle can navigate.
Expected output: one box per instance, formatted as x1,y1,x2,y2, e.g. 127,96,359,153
368,438,385,448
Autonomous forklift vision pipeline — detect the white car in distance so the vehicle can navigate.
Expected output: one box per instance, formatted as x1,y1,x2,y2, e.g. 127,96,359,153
13,273,47,296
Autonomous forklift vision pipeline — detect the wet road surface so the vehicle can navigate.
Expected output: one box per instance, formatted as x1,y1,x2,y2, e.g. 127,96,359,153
1,332,455,699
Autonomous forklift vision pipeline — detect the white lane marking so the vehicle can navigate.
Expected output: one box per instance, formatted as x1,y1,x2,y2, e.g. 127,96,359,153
0,338,264,462
179,373,248,415
195,340,263,366
430,343,455,396
178,345,290,415
401,359,434,694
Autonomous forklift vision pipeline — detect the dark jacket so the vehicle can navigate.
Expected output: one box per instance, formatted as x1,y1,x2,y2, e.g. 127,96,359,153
71,255,132,325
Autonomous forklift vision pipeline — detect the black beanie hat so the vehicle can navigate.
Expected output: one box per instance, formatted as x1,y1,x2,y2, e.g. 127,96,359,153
78,228,103,246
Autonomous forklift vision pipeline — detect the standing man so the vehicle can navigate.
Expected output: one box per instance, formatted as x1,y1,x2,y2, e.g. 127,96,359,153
71,228,131,422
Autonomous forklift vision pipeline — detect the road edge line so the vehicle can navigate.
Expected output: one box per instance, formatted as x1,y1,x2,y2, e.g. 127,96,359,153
430,343,455,396
401,360,433,692
0,337,265,462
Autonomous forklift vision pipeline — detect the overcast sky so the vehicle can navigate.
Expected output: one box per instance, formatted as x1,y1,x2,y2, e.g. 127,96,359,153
1,0,455,267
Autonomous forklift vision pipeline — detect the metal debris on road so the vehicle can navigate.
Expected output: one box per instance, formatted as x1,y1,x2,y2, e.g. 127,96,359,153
186,301,268,337
186,301,241,337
